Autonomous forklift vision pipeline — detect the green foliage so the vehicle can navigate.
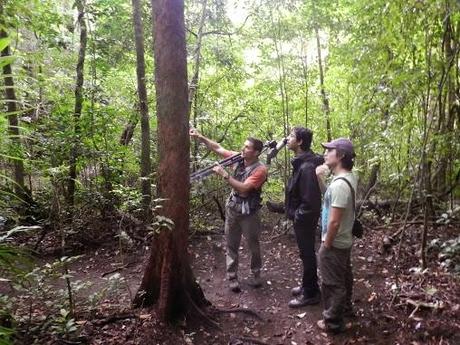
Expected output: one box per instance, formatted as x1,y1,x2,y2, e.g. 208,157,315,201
50,309,78,339
153,215,175,233
0,0,458,335
0,39,15,70
0,226,37,345
87,273,127,311
0,295,14,345
0,325,14,345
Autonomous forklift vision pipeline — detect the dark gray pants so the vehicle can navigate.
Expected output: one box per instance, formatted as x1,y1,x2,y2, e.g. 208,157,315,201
225,206,262,280
318,244,353,330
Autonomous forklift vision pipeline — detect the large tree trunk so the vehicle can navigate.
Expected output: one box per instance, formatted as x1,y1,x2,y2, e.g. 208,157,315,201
0,7,26,199
67,0,87,206
133,0,207,322
132,0,152,222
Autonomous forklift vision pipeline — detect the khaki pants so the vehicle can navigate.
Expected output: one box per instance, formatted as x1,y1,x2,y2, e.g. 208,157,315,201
318,244,353,330
225,206,262,280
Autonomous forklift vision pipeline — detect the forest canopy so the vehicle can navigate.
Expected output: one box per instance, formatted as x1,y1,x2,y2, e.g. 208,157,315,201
1,0,458,205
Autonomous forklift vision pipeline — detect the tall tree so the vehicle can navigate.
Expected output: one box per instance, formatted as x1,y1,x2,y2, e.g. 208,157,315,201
312,1,331,142
67,0,87,205
131,0,152,222
434,0,459,196
0,3,26,200
300,41,309,128
133,0,207,321
189,0,208,172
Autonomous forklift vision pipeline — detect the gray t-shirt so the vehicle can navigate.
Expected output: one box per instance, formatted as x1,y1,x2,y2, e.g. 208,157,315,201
321,172,358,249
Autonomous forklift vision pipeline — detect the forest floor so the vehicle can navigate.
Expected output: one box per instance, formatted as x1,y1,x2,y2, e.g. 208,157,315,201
6,211,460,345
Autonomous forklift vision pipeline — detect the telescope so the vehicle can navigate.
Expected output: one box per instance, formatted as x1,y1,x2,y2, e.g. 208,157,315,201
266,137,288,165
190,137,287,182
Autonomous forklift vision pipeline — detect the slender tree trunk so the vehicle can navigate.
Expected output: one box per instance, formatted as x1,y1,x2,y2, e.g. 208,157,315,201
1,35,26,198
311,0,332,141
435,1,457,196
314,25,331,142
418,24,435,267
300,43,309,128
189,0,208,172
67,0,87,205
362,108,390,199
0,7,26,199
133,0,207,322
188,0,207,115
132,0,152,222
272,11,289,187
421,171,430,269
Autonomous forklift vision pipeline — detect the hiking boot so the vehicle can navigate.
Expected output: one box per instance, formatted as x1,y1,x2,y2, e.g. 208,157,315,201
229,280,241,293
291,286,303,296
317,319,351,334
247,276,262,288
288,293,321,308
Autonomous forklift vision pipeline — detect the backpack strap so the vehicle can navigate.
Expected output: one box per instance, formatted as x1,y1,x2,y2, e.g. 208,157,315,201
335,177,356,218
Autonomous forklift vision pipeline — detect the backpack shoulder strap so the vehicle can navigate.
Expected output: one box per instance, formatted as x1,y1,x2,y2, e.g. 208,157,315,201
245,160,263,175
335,177,356,215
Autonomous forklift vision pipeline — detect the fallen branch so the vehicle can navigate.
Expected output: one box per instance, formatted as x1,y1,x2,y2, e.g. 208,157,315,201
381,217,423,253
395,298,445,318
403,298,444,310
229,335,270,345
60,339,85,345
101,261,137,277
374,221,425,230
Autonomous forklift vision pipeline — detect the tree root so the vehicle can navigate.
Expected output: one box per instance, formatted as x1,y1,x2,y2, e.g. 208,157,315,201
213,307,264,321
185,290,222,331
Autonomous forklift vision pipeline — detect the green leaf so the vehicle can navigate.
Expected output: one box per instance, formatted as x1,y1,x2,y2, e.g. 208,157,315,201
0,56,15,69
0,37,11,52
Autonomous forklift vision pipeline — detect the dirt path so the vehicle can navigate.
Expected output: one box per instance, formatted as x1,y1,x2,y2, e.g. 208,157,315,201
190,229,377,345
189,218,458,345
64,213,459,345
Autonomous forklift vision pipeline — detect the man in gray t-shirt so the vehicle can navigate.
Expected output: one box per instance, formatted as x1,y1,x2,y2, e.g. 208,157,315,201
316,138,357,334
321,172,358,248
